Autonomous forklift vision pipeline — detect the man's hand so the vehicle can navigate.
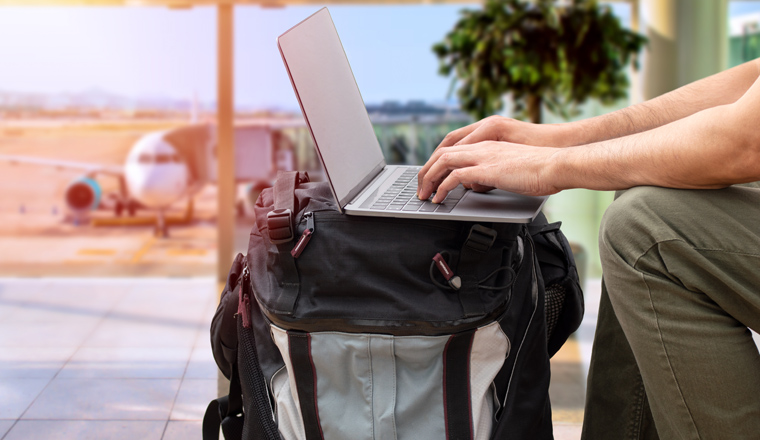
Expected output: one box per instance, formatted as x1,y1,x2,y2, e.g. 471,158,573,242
416,141,563,204
416,60,760,200
436,115,573,149
419,116,570,195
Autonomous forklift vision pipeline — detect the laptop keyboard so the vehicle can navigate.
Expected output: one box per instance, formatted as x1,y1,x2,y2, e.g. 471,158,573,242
369,168,467,213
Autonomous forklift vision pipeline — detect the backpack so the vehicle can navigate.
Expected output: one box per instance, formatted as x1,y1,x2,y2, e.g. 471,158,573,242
206,171,583,440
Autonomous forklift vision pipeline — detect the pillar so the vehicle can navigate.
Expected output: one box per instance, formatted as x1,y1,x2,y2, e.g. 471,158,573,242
644,0,728,99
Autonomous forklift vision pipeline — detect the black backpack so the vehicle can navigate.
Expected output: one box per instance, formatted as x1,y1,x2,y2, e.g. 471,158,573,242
206,171,583,440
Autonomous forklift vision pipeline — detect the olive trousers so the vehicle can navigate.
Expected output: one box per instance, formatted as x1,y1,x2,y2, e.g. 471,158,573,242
580,184,760,440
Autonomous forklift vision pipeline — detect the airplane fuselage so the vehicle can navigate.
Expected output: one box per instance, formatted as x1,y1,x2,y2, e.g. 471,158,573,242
124,132,190,210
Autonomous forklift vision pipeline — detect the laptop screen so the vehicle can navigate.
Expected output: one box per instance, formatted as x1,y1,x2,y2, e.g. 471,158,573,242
278,8,386,207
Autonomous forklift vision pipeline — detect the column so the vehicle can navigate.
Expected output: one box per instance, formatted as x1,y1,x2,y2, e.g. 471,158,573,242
643,0,728,99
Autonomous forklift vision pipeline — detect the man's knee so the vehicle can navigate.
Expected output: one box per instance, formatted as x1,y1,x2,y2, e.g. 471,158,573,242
599,186,689,268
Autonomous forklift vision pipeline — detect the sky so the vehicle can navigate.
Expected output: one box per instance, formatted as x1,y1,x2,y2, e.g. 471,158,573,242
0,2,757,111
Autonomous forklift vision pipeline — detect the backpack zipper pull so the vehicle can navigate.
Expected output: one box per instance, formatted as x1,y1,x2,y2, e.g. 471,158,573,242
433,252,462,290
237,265,252,328
291,212,315,258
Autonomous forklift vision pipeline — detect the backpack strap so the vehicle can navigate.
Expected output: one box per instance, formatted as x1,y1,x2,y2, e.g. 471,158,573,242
443,328,477,439
528,211,584,357
266,171,310,315
267,171,306,244
203,364,244,440
456,224,498,318
527,213,566,270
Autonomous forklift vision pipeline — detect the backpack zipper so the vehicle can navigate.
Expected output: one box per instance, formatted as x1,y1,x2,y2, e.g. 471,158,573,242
291,211,315,258
238,265,252,328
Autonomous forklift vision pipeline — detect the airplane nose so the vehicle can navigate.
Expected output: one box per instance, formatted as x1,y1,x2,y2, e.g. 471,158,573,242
127,165,187,208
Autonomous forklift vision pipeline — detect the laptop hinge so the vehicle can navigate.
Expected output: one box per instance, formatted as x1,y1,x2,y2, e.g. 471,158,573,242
347,164,389,206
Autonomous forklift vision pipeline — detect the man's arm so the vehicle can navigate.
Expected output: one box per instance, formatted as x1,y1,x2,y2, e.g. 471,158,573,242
567,58,760,145
419,71,760,202
430,59,760,150
550,76,760,191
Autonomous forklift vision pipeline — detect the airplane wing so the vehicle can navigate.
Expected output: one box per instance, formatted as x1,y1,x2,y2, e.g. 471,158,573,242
0,154,123,177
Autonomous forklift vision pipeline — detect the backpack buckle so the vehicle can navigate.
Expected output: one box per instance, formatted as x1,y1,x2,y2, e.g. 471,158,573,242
465,224,497,253
267,208,294,244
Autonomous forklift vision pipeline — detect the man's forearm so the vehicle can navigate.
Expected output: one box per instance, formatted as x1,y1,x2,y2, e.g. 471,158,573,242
557,59,760,147
550,102,760,191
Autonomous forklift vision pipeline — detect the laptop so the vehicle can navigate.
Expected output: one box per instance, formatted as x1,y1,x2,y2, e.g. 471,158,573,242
277,7,547,223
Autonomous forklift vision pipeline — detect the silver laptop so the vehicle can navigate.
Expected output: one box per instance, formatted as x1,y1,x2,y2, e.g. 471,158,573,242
277,8,547,223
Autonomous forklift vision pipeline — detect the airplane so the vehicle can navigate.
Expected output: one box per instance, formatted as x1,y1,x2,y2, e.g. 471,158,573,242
0,119,317,237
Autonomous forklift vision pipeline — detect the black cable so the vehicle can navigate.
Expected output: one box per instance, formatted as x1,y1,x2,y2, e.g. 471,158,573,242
429,251,516,291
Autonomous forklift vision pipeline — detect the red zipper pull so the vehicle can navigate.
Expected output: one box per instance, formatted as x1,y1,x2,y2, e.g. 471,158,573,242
291,212,315,258
291,229,312,258
433,253,462,290
237,285,251,328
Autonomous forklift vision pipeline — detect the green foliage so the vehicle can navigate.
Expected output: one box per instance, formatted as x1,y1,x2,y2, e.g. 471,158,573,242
433,0,647,122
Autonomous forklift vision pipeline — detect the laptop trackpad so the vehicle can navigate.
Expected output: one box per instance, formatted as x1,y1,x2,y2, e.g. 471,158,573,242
455,189,547,218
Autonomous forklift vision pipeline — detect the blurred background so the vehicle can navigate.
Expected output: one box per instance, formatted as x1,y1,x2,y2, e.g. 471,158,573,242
1,1,759,439
2,0,760,279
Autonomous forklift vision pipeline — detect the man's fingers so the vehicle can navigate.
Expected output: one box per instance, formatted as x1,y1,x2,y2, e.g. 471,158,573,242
418,151,461,199
417,148,445,195
417,140,465,195
418,118,503,194
419,148,481,201
432,167,483,204
453,121,499,147
436,120,485,150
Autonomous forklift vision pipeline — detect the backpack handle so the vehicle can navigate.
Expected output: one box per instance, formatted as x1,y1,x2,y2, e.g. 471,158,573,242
267,171,310,316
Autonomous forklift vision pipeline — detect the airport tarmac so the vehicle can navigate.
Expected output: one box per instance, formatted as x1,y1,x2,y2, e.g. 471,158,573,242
0,198,254,277
0,122,254,277
0,214,253,277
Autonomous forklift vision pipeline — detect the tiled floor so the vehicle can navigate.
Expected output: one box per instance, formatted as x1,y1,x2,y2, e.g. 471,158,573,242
0,277,599,440
0,278,216,440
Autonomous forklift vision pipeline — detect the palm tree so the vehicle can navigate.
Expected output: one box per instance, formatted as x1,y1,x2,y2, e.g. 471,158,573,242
434,0,646,123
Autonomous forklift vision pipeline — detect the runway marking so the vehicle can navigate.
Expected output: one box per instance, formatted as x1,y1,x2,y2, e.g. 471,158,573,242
166,248,208,256
130,236,157,264
77,248,117,256
63,259,109,265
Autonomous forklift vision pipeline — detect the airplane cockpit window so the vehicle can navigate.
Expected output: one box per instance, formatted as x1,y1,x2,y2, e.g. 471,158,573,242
155,154,179,164
137,153,180,164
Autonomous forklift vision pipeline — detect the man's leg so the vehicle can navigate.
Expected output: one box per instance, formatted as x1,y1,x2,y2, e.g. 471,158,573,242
588,185,760,439
581,280,659,440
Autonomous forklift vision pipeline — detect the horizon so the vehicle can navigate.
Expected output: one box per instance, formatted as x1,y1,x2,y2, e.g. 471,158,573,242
0,86,464,113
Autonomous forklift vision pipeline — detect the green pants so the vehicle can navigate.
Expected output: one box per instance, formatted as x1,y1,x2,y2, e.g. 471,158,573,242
581,184,760,440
